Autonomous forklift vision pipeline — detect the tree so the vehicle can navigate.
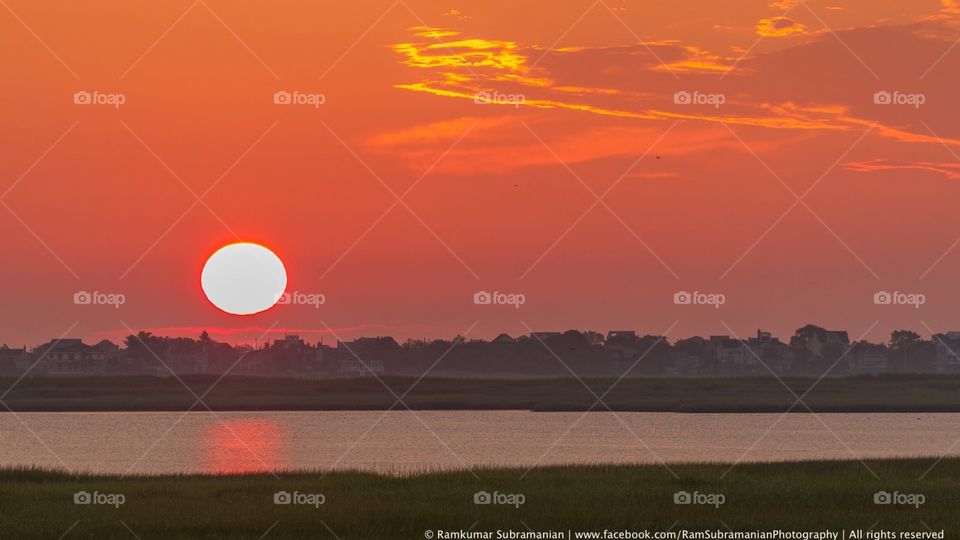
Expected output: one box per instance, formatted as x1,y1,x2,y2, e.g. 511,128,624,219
889,330,920,350
890,330,921,372
124,331,164,359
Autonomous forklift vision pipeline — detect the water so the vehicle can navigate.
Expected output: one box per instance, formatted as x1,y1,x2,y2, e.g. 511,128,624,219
1,411,957,475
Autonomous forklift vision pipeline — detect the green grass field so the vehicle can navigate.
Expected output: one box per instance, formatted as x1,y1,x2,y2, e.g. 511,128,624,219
5,374,960,412
1,459,957,539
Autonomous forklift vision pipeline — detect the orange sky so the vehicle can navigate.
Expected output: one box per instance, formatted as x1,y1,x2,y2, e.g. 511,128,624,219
2,0,960,347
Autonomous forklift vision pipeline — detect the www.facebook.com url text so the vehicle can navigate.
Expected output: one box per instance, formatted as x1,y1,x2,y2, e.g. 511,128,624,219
423,529,946,540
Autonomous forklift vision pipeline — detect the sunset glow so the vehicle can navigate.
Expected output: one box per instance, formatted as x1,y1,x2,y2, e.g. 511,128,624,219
0,0,958,346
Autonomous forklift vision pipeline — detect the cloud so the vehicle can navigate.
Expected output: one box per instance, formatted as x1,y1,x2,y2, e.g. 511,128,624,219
650,44,735,73
369,117,800,174
379,21,960,174
442,9,469,20
843,159,960,180
756,16,810,37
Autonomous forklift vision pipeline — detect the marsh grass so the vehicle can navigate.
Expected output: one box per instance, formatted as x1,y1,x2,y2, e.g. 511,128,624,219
1,458,958,539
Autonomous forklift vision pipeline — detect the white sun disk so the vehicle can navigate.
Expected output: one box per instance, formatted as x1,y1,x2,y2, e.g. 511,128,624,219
201,243,287,315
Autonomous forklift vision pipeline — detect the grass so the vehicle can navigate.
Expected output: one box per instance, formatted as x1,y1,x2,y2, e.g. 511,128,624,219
0,459,958,539
5,374,960,412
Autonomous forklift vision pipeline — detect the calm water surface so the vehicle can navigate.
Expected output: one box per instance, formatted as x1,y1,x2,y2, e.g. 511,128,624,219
1,411,957,474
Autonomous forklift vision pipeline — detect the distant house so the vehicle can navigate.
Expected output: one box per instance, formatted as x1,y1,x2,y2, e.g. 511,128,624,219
746,330,793,374
339,337,400,352
791,325,850,359
334,337,396,377
237,347,267,375
706,330,792,374
0,346,28,375
666,351,702,376
934,332,960,373
34,339,106,376
529,332,561,342
708,336,755,369
492,333,516,344
337,357,384,377
273,334,304,350
163,348,208,375
604,331,638,362
847,341,889,375
582,331,605,347
161,338,209,375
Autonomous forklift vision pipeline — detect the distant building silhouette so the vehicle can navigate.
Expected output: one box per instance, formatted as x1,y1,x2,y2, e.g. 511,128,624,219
2,324,954,379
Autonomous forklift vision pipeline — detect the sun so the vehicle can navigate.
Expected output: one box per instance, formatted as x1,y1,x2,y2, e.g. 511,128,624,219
201,242,287,315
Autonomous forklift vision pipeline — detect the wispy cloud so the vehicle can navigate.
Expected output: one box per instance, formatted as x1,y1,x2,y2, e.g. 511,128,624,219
843,158,960,180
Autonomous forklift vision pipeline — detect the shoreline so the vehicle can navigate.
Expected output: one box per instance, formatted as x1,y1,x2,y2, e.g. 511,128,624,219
0,455,950,479
3,374,960,413
6,405,960,413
